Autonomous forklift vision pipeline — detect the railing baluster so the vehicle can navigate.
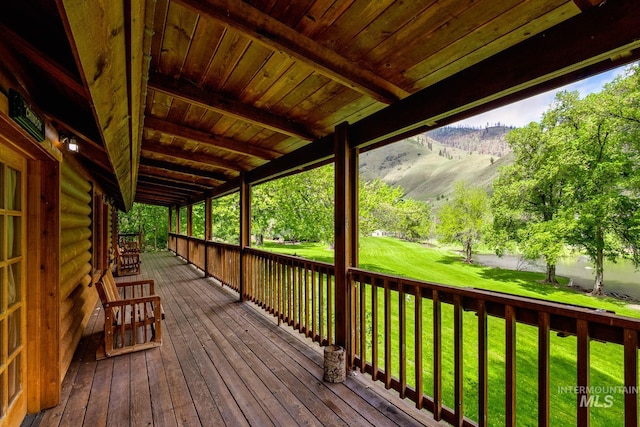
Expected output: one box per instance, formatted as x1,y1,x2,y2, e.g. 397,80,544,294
624,328,638,427
312,265,317,342
277,258,282,325
433,289,442,421
400,281,407,398
478,299,488,427
384,278,392,389
454,294,464,427
319,268,324,344
506,305,516,427
538,312,550,427
577,319,590,427
415,284,423,410
287,261,292,325
305,263,310,338
297,263,302,329
351,276,358,369
327,272,333,345
372,276,379,382
360,276,367,373
268,256,273,313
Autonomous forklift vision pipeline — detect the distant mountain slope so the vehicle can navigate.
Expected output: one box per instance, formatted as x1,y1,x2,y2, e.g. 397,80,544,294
427,125,514,157
360,126,514,207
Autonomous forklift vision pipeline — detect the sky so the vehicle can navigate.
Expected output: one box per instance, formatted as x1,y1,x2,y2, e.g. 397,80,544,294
453,65,630,128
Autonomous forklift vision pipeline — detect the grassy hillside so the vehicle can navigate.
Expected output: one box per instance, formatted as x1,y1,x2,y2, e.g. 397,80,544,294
360,127,513,208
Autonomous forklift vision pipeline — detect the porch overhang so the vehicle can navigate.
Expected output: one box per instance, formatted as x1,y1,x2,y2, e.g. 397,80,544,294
1,0,639,209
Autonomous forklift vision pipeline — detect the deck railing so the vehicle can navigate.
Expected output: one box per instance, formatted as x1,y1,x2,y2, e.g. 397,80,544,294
350,268,640,427
169,234,241,292
168,233,640,426
244,247,335,346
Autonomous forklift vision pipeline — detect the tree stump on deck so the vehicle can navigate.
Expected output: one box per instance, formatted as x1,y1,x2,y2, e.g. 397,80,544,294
323,345,346,383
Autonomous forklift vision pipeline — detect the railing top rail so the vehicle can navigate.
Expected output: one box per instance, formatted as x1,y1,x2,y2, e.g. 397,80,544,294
245,246,335,271
169,233,240,250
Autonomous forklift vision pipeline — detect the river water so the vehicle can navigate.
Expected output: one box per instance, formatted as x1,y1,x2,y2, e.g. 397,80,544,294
473,253,640,300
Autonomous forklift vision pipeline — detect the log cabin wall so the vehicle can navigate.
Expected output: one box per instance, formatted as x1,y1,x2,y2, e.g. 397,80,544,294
59,161,98,378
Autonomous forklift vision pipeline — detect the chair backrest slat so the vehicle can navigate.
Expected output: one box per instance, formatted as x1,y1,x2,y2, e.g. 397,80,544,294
97,269,121,321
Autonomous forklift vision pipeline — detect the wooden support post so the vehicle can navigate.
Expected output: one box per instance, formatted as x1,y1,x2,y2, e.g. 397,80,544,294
175,205,180,235
204,197,212,276
111,203,118,253
334,121,357,369
187,204,193,237
239,173,251,302
27,158,61,410
186,204,193,263
205,197,212,241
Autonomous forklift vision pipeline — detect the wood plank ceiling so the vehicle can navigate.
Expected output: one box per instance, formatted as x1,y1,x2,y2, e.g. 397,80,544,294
1,0,640,209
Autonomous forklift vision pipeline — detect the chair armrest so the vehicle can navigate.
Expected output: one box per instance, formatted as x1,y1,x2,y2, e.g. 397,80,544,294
106,294,160,306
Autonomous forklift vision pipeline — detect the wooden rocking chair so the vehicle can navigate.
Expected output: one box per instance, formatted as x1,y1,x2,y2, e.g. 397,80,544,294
116,245,141,276
95,269,163,358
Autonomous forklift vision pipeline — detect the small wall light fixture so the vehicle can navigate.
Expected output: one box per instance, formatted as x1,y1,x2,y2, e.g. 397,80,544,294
60,134,79,152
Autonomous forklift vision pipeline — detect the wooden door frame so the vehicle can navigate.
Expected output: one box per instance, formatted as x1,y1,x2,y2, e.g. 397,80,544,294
0,109,61,415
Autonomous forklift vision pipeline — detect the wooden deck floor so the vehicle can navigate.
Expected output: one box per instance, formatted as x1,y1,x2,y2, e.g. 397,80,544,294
23,251,448,427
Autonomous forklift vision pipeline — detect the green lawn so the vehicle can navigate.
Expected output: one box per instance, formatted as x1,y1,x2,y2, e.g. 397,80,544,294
261,237,640,426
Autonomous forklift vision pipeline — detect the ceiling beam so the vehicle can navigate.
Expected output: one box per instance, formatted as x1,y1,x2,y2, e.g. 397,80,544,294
137,175,208,193
148,73,318,140
172,0,409,104
142,140,243,172
139,157,229,182
134,188,185,205
0,23,86,98
135,179,202,196
144,116,281,160
139,164,221,187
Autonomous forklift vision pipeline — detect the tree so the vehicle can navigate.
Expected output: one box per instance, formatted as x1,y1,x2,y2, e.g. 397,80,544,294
437,181,490,263
252,165,334,245
491,121,570,284
118,203,169,250
359,179,432,241
359,179,405,235
391,198,432,242
552,88,640,295
191,201,206,239
211,193,240,244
